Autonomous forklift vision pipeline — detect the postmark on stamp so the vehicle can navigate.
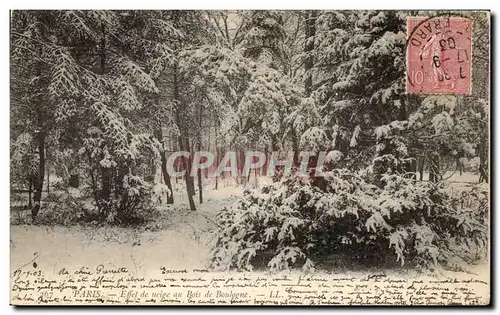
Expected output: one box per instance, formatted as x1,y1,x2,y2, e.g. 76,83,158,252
407,16,472,95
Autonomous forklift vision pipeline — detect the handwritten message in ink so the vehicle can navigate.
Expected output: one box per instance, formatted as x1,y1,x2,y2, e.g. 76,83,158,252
11,264,489,306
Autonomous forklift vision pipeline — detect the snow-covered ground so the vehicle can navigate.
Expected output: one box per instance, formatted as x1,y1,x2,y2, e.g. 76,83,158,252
10,173,488,279
10,178,246,274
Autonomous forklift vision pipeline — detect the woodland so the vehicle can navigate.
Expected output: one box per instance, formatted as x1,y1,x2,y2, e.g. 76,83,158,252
10,10,489,272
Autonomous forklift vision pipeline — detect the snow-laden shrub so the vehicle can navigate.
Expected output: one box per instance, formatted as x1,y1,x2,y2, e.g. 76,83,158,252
79,125,163,224
35,192,87,226
93,178,170,225
211,169,487,272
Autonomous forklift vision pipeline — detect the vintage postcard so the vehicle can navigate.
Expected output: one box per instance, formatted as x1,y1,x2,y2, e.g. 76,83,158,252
10,10,490,306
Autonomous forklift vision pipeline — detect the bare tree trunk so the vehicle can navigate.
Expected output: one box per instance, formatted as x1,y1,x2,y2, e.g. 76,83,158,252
154,127,174,204
214,115,219,189
222,149,227,180
457,157,463,176
291,131,300,168
149,158,156,183
407,158,417,179
28,176,32,209
419,154,425,181
160,151,175,204
46,162,50,194
32,119,45,219
238,148,247,185
99,23,111,205
429,152,440,183
116,165,129,214
205,123,211,179
400,100,417,180
478,117,488,183
304,10,317,97
179,137,196,211
173,60,196,211
32,39,46,219
197,101,203,203
197,139,203,204
254,165,258,187
215,148,219,190
479,141,488,183
262,145,269,176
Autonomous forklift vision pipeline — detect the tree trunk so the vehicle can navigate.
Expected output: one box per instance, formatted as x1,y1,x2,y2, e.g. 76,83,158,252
179,137,196,210
407,159,417,179
291,131,300,168
197,139,203,204
457,157,463,176
46,162,50,194
99,22,112,206
28,176,32,209
160,151,175,204
116,165,129,214
419,154,425,181
304,10,317,97
205,123,211,179
262,146,269,176
101,168,111,202
31,38,46,219
429,153,440,183
197,100,203,203
214,115,219,189
478,119,488,183
238,148,247,185
32,127,45,219
173,59,196,211
115,165,128,199
215,146,219,190
154,127,174,204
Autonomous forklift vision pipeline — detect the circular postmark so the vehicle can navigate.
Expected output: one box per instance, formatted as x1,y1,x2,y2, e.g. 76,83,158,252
406,14,472,95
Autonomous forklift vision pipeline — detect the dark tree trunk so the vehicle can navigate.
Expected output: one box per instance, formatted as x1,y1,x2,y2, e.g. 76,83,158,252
419,154,425,181
101,168,111,201
215,147,219,190
99,22,112,205
407,158,417,179
457,157,463,176
115,165,128,198
170,11,195,210
31,38,46,219
28,176,32,209
238,148,247,185
32,127,45,219
173,59,196,211
205,123,211,179
197,101,203,203
197,140,203,204
291,131,300,168
304,10,317,97
46,163,50,194
179,136,196,211
160,151,175,204
116,165,129,214
214,116,219,190
478,117,488,183
154,127,174,204
149,158,156,183
429,153,440,183
262,146,269,176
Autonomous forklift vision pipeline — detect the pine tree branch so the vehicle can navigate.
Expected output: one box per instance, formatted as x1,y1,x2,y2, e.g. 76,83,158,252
11,44,53,66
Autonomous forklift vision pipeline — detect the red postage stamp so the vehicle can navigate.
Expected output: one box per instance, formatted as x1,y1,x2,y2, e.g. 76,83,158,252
407,16,472,95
